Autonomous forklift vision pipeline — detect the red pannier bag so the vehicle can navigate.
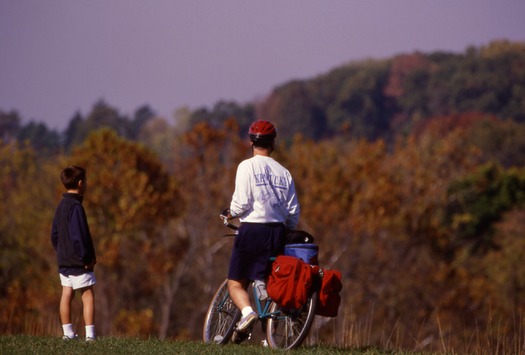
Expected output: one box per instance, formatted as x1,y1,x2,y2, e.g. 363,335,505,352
267,255,313,310
316,268,343,317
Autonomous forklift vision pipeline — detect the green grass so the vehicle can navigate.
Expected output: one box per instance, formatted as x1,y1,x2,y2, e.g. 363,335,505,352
0,336,428,355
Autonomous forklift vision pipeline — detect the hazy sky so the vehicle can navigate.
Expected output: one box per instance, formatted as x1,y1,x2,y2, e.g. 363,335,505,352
1,1,524,130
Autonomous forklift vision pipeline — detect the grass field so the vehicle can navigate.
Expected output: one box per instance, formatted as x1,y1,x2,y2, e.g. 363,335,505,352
0,336,431,355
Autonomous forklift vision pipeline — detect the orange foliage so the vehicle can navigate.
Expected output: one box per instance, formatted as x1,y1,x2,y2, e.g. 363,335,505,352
2,115,525,352
385,52,431,98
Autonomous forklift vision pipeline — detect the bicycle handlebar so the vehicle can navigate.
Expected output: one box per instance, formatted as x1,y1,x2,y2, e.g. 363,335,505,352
220,209,239,231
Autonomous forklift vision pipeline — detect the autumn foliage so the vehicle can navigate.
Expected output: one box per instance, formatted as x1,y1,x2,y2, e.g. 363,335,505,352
2,41,525,353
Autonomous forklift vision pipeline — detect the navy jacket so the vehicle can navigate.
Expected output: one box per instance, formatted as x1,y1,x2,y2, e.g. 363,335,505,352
51,193,96,275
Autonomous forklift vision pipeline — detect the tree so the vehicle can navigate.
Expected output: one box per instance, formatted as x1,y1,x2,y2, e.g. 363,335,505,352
463,116,525,168
446,163,525,253
0,141,58,334
64,100,134,150
187,101,255,138
17,121,61,153
63,111,83,151
138,117,175,165
481,208,525,317
326,60,393,140
164,119,247,337
258,81,326,141
286,113,483,349
129,105,156,140
69,128,184,336
0,110,21,143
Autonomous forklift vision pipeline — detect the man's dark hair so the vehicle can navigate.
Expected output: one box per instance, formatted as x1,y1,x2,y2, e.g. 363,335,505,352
61,165,86,190
252,137,275,149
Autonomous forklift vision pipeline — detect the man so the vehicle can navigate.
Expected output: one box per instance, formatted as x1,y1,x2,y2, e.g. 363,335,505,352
225,120,300,338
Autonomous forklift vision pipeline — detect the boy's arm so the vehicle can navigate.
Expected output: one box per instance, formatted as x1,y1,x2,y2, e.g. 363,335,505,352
51,213,59,251
69,205,96,267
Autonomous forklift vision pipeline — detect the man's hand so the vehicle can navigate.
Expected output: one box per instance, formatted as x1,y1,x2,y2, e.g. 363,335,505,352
220,209,231,225
220,208,230,219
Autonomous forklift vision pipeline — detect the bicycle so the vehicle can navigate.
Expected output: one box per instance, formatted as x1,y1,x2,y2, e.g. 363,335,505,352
202,214,318,350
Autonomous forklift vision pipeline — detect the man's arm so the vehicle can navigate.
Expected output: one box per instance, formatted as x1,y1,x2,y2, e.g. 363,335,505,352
285,179,300,229
229,161,252,219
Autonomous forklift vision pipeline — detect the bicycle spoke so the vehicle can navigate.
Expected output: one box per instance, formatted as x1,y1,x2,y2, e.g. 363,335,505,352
203,279,240,344
266,292,318,350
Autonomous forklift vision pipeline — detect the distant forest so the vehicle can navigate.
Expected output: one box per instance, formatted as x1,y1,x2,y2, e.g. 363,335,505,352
2,40,525,353
2,40,525,153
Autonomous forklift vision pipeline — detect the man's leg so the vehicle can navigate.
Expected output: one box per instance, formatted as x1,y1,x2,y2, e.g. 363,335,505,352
227,279,257,332
227,279,250,310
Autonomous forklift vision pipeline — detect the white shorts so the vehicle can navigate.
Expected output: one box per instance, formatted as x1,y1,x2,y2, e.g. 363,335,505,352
59,272,96,290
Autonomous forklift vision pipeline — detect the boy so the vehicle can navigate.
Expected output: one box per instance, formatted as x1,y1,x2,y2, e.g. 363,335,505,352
51,165,97,341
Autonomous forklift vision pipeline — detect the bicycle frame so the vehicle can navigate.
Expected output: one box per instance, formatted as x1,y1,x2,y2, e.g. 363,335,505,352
250,282,278,320
211,279,280,323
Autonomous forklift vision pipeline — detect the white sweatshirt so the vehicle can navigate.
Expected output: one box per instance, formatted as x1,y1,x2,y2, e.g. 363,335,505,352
230,155,300,229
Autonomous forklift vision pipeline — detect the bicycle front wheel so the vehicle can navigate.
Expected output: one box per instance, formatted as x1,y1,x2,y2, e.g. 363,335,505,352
202,279,241,344
266,291,318,350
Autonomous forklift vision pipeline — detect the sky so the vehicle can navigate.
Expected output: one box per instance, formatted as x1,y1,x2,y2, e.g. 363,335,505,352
1,1,525,131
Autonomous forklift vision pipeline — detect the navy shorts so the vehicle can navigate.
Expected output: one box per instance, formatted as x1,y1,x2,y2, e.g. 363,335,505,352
228,222,286,281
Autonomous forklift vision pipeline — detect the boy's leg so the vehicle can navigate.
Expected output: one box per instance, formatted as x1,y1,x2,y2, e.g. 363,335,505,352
80,286,95,324
60,286,74,325
80,286,96,339
60,286,77,338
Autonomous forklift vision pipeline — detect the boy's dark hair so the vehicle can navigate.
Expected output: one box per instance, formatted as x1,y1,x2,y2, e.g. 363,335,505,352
61,165,86,190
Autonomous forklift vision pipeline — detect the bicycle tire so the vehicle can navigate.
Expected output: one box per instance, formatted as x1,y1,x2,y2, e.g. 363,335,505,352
202,279,241,344
266,290,318,350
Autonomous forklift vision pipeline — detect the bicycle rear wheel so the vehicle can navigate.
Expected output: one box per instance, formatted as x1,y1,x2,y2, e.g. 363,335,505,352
202,279,241,344
266,291,318,350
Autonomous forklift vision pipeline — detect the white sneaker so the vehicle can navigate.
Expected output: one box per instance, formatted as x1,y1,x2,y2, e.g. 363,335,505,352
62,334,78,341
236,312,258,332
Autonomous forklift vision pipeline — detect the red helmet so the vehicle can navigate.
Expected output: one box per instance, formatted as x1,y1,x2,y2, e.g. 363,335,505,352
248,120,277,143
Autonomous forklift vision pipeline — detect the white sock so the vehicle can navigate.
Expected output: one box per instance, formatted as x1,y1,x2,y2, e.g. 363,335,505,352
241,306,254,317
62,323,75,337
85,325,96,339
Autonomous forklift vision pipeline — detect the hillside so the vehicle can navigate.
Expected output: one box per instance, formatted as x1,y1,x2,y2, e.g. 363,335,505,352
2,40,525,354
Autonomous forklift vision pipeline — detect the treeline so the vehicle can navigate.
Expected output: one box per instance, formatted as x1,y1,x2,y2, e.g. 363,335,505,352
262,40,525,142
1,41,525,353
2,40,525,153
